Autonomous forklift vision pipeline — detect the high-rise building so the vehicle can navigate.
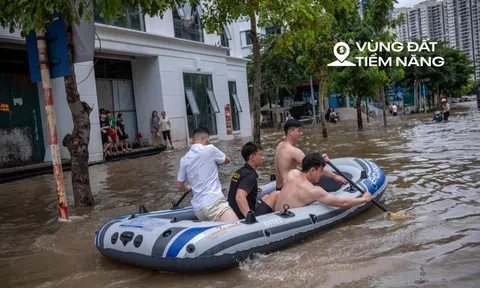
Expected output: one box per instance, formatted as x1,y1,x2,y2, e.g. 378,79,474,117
393,8,411,41
394,0,479,81
444,0,480,81
395,0,447,41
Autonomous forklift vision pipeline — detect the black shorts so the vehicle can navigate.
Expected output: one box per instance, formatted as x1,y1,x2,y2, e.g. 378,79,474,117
276,186,282,191
162,130,171,141
119,132,129,141
254,199,273,216
101,132,109,144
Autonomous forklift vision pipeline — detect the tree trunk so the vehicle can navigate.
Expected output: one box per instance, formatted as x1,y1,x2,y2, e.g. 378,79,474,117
268,92,273,128
275,85,281,129
366,97,370,123
380,86,387,127
356,94,363,130
317,73,327,138
62,20,94,207
250,14,261,144
36,29,69,219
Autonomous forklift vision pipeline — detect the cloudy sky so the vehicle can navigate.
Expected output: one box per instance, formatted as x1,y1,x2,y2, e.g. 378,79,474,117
394,0,425,8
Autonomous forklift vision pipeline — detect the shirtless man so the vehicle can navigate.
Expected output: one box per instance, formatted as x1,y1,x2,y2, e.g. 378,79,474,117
274,119,347,190
275,152,373,211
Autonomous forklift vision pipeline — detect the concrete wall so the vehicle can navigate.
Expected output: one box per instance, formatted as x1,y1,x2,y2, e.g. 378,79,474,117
97,25,250,147
131,57,164,145
0,128,33,168
157,54,232,145
38,61,103,163
144,12,175,38
227,58,252,137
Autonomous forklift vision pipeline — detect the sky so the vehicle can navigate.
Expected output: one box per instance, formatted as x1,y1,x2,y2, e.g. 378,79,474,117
394,0,425,8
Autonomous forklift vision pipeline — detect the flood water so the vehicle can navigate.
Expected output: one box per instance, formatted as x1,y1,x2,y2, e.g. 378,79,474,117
1,102,479,288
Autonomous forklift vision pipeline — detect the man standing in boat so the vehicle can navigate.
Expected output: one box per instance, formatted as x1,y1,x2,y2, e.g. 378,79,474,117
274,119,348,190
228,142,279,219
275,152,373,211
176,127,239,222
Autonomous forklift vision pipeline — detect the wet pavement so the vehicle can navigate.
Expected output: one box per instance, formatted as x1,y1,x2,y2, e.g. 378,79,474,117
0,102,479,287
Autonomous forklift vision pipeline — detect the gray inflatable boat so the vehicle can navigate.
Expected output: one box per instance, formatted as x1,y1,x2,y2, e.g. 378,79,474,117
95,157,387,272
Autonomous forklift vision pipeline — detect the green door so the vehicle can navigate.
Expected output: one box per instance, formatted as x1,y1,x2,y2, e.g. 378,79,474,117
0,73,45,162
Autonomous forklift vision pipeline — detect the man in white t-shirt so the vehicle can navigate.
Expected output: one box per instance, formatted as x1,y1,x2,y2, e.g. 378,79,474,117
176,127,239,222
392,103,398,116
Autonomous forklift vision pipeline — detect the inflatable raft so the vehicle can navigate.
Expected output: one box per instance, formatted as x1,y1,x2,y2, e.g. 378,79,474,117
95,157,387,272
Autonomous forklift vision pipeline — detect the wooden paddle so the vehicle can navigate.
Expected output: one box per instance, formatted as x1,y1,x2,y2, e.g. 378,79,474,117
327,161,411,219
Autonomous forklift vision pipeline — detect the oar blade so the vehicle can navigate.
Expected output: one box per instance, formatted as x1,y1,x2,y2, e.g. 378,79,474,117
388,212,414,219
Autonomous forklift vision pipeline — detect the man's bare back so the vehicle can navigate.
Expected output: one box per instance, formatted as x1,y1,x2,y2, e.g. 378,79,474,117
275,167,373,211
274,141,304,189
275,170,314,210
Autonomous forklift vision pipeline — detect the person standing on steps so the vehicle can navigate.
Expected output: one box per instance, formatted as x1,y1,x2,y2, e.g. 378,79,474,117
150,111,161,148
106,110,119,154
116,113,132,152
160,111,174,150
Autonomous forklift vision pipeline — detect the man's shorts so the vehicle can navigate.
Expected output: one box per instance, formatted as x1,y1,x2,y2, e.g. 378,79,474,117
195,198,232,222
254,199,274,216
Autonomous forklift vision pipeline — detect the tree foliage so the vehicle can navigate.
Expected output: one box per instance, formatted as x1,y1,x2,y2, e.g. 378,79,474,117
329,0,404,130
401,41,474,99
0,0,184,33
246,36,305,102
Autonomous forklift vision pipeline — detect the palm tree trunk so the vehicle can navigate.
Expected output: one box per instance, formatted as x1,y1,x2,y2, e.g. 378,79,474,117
62,19,94,206
250,14,261,144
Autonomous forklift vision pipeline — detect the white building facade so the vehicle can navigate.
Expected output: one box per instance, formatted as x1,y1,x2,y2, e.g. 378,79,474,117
0,3,252,167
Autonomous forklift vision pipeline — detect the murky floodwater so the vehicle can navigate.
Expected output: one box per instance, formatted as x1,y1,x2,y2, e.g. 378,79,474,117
1,102,479,288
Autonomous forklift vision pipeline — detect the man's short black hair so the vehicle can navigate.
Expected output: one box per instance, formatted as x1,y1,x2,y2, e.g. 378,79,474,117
302,152,325,172
284,119,303,135
241,142,263,162
117,113,123,118
192,126,210,139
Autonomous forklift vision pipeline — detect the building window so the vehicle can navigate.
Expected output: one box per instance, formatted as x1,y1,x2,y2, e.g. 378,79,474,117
228,81,242,131
242,30,252,46
184,73,218,136
266,26,281,35
173,3,204,42
95,4,145,31
220,25,232,50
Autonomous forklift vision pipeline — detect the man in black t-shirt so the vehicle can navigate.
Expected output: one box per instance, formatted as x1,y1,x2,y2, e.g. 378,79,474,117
99,109,112,155
228,142,279,219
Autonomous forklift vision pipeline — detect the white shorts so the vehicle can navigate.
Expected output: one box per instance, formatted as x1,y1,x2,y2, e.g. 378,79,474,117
194,198,232,222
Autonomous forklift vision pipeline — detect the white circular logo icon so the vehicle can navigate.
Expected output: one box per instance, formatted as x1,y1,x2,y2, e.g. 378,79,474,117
333,42,350,63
